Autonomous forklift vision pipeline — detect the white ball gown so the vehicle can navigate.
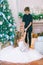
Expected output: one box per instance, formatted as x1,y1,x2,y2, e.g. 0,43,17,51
0,41,43,63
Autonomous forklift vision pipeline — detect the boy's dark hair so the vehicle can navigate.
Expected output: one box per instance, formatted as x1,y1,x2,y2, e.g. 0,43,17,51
24,7,30,11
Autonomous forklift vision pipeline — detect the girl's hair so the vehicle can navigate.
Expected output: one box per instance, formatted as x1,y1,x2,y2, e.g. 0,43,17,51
16,31,22,40
14,31,22,47
24,7,30,11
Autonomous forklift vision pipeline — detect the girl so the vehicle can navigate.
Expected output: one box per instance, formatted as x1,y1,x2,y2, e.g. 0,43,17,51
14,31,29,52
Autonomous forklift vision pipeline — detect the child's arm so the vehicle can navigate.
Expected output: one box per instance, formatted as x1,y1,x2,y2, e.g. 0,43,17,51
22,31,26,40
25,22,32,31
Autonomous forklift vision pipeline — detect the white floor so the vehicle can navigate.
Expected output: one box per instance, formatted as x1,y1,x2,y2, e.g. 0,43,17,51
0,46,43,63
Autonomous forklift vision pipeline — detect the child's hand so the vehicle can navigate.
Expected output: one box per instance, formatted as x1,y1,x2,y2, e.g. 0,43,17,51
25,28,27,32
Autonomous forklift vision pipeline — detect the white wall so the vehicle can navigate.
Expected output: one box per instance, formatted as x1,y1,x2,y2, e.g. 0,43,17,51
8,0,43,30
17,0,43,14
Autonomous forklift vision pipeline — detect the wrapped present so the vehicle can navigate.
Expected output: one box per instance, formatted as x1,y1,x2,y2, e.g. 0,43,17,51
38,36,43,42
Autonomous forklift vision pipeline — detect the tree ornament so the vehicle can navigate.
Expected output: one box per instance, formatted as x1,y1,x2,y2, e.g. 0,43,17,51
3,5,6,9
0,21,3,25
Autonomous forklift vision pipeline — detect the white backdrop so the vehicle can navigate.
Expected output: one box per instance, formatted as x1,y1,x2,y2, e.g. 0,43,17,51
8,0,43,30
17,0,43,13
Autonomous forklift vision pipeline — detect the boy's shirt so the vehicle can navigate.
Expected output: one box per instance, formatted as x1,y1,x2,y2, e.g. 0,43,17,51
22,14,33,32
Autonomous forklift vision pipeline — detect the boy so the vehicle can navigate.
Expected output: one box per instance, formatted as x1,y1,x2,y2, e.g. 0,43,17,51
22,7,33,48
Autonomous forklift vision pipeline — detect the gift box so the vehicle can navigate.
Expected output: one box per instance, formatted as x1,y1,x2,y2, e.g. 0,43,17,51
34,37,43,54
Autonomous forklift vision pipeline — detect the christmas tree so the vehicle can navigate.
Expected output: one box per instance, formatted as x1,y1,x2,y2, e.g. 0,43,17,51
0,0,17,45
